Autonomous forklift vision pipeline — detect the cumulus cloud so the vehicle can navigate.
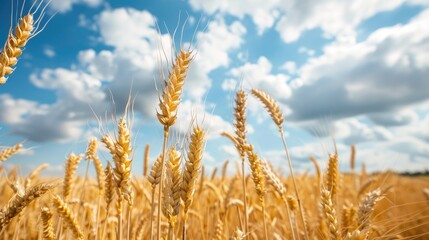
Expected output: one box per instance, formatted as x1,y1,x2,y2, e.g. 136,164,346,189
0,68,107,142
187,18,246,101
221,56,292,122
287,9,429,121
0,7,246,143
188,0,279,34
188,0,429,42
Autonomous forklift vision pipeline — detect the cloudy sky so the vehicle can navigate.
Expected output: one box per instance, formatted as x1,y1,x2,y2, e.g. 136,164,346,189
1,0,428,176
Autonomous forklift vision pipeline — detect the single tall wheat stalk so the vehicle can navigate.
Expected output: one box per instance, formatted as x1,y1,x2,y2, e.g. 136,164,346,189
251,88,309,240
102,117,134,240
156,49,192,240
233,89,250,238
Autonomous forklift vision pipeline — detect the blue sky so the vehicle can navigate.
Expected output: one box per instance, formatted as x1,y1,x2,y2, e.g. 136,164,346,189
1,0,429,176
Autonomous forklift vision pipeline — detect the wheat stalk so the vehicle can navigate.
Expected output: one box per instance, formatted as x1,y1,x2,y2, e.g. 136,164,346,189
251,88,309,240
246,145,267,240
233,89,250,238
156,49,192,240
148,153,163,240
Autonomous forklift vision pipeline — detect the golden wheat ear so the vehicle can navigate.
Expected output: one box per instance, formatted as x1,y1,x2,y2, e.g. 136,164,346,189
0,183,55,232
1,0,51,85
157,50,193,128
0,143,23,162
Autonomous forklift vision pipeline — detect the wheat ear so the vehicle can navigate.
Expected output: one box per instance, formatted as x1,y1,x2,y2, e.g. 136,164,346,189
250,89,284,127
251,88,309,240
163,148,182,236
85,137,106,193
52,194,84,240
114,118,134,205
344,230,368,240
261,161,296,239
157,50,192,128
63,153,82,201
230,228,246,240
326,153,339,201
246,145,267,240
41,207,56,240
85,137,104,239
357,189,383,231
0,183,55,232
182,127,206,239
342,204,357,235
0,143,23,162
102,118,134,240
156,49,192,240
0,14,34,84
320,187,340,240
102,162,115,240
233,89,250,238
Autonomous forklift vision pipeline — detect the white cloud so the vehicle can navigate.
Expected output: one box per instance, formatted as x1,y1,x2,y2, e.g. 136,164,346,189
298,47,315,57
280,61,297,74
222,56,292,123
333,118,393,145
181,18,246,102
43,46,56,58
188,0,279,34
227,56,292,100
50,0,103,13
189,0,429,42
0,8,245,143
0,95,47,125
287,9,429,122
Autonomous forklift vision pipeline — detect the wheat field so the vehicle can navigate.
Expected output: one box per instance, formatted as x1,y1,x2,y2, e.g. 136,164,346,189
1,1,429,240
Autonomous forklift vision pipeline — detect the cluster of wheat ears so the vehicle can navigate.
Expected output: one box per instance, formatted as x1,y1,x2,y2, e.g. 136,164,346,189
1,1,429,240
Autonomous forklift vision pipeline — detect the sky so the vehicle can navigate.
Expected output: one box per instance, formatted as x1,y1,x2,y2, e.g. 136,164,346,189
0,0,429,176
